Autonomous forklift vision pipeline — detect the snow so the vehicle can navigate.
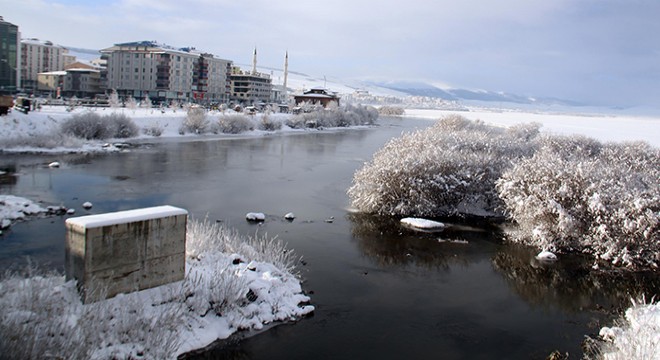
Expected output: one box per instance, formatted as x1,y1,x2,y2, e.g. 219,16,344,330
0,195,48,229
284,212,296,220
65,205,187,228
246,212,266,221
400,217,445,230
599,300,660,359
404,108,660,147
535,250,558,261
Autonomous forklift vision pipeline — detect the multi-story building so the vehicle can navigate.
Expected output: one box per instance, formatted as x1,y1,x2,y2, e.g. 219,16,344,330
101,41,232,104
20,38,70,92
0,16,20,93
229,67,273,104
38,61,102,98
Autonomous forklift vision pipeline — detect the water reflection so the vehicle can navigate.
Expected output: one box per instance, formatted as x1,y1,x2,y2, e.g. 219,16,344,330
348,213,499,270
350,212,660,315
492,246,660,313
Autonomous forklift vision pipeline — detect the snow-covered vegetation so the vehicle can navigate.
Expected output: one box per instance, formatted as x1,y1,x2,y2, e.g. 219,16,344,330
595,298,659,360
0,218,312,359
61,112,139,140
497,137,660,269
349,115,659,270
377,105,405,116
348,115,540,217
0,103,379,152
286,104,378,129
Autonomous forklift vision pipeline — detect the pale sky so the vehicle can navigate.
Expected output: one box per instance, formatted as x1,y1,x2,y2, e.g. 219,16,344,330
3,0,659,106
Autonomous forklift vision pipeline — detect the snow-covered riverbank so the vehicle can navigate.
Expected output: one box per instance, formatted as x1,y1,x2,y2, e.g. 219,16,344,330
0,217,313,359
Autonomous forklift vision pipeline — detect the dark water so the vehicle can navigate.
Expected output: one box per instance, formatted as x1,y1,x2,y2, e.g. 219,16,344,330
1,117,657,359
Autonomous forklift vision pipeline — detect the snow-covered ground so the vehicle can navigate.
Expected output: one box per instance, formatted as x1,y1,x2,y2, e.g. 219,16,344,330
405,108,660,147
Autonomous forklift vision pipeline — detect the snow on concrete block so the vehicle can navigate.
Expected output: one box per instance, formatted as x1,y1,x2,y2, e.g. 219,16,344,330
400,217,445,231
65,205,188,303
246,212,266,221
535,250,558,261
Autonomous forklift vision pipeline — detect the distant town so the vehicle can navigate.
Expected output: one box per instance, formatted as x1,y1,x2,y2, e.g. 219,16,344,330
0,16,346,109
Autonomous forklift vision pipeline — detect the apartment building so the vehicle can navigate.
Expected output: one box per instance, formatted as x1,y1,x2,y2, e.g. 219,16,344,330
20,38,70,92
101,41,232,104
229,67,273,104
38,64,101,98
0,16,20,93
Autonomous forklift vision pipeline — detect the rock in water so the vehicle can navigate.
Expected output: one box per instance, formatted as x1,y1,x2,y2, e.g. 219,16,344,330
284,212,296,221
400,217,445,231
536,250,558,261
48,162,60,168
246,212,266,221
82,202,93,209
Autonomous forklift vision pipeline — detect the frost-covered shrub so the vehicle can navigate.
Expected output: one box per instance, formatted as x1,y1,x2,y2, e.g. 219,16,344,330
60,112,138,140
378,105,405,116
0,133,83,149
181,106,209,134
257,114,283,131
286,104,378,129
142,123,164,137
348,115,540,217
497,136,660,269
595,297,660,360
104,112,138,138
216,114,254,134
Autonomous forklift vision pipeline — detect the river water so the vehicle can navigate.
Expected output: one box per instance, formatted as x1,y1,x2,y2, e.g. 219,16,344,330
1,116,657,359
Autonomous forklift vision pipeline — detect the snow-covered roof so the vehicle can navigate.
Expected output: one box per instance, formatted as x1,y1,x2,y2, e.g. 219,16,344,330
39,71,67,76
21,38,66,49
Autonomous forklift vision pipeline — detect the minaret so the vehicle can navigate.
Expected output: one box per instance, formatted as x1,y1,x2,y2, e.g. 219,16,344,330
252,47,257,74
282,51,289,101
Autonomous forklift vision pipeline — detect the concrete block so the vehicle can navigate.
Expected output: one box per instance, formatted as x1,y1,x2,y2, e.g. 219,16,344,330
65,205,187,303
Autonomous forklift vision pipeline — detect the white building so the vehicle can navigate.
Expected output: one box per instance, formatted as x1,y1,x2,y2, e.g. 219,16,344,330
20,39,70,92
101,41,232,104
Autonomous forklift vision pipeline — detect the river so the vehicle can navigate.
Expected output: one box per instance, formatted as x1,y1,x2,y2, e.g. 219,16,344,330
1,116,657,359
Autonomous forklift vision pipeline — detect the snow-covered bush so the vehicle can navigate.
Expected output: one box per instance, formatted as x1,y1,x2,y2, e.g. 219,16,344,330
180,106,209,134
348,115,540,217
286,104,378,129
378,105,405,116
216,114,254,134
594,297,659,360
0,133,83,149
142,123,164,137
496,137,660,269
60,112,138,140
257,114,283,131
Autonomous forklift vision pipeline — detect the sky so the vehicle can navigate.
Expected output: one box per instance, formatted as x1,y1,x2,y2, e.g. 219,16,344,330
3,0,660,107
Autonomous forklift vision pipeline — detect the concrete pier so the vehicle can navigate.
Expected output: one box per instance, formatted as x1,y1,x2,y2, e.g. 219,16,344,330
65,205,188,303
